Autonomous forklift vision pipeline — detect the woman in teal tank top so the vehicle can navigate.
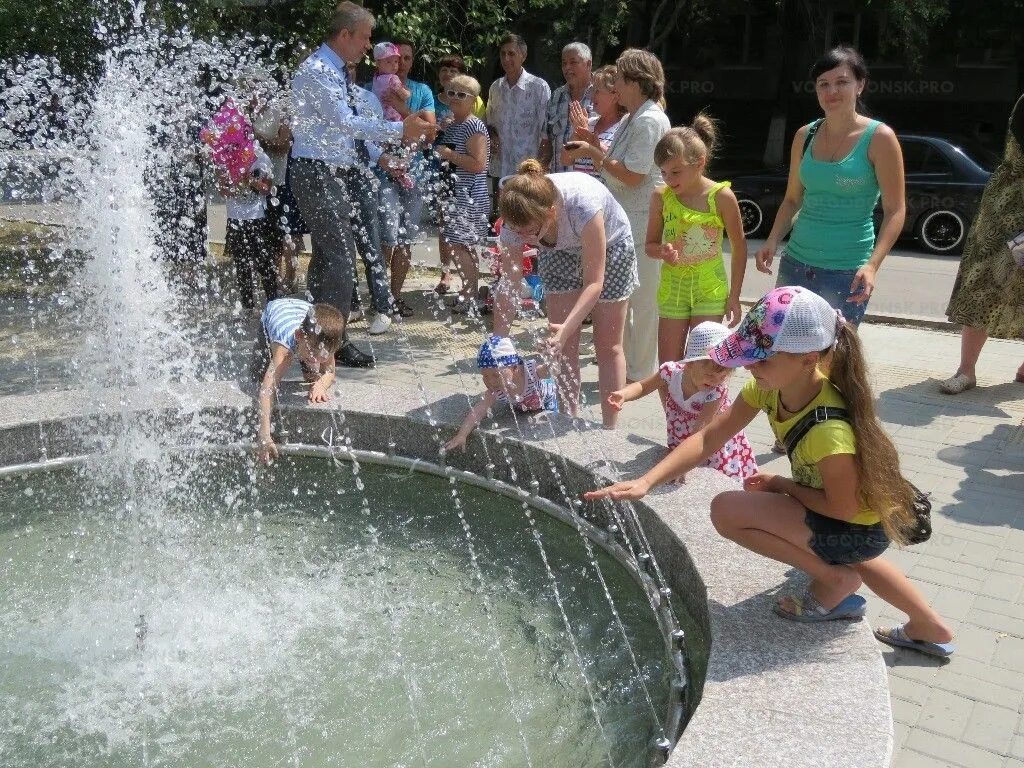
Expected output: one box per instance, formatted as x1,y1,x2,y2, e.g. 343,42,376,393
754,47,906,325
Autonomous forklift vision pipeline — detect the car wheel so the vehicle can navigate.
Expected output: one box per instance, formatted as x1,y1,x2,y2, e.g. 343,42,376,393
917,209,966,255
737,197,764,238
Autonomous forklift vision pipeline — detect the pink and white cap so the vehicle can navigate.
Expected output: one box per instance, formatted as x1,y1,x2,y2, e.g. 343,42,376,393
373,42,401,60
710,286,842,367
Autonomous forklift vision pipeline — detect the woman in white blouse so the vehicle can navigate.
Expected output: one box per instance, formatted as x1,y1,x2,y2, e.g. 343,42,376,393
565,49,671,383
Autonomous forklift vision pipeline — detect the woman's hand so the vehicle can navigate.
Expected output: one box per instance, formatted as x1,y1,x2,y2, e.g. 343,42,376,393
582,477,652,501
436,145,455,163
754,242,777,274
541,322,568,356
743,472,780,493
607,390,627,411
724,295,743,327
308,382,330,404
568,100,590,134
848,263,877,304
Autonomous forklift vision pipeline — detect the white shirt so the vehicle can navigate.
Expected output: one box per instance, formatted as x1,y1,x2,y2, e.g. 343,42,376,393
290,43,401,167
253,95,290,185
225,146,273,221
486,69,551,177
602,100,671,212
499,172,632,252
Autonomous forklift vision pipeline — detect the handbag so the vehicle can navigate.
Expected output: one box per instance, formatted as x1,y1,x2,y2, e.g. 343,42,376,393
1007,230,1024,268
782,406,932,545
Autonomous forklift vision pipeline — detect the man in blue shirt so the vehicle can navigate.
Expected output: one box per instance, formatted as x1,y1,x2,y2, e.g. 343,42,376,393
290,2,434,367
374,39,436,317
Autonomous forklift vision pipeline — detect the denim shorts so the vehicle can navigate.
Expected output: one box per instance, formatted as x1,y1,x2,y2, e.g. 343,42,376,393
805,509,890,565
776,251,869,325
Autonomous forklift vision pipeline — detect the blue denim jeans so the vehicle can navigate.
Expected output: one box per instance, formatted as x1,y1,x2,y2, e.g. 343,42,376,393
776,251,869,326
345,168,393,315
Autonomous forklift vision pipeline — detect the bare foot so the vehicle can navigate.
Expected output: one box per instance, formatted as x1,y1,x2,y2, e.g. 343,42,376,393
779,565,862,613
901,618,954,645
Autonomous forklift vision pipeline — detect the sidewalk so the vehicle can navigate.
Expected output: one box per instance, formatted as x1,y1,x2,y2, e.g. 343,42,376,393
338,272,1024,768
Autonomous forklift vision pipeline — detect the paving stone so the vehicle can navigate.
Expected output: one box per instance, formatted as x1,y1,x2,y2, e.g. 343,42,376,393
993,634,1024,671
981,572,1024,602
1011,732,1024,760
910,565,983,592
930,587,977,622
962,701,1018,753
905,727,1007,767
968,608,1024,636
892,749,963,768
891,696,923,727
932,665,1024,711
917,689,973,739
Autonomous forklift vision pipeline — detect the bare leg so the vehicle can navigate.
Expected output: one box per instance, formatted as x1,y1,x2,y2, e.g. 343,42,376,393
710,490,863,609
658,317,690,365
851,557,954,643
437,237,455,291
954,325,988,381
590,299,629,428
544,292,582,416
451,243,480,301
390,244,412,298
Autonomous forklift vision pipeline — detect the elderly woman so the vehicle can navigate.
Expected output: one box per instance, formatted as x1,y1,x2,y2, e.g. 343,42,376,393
939,92,1024,394
560,64,625,177
495,161,639,428
564,49,671,382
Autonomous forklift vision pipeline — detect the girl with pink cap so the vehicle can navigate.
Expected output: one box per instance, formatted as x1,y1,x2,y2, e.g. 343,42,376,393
586,286,955,659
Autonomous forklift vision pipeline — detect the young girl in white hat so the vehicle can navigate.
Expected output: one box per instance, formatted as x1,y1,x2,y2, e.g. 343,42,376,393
607,320,757,481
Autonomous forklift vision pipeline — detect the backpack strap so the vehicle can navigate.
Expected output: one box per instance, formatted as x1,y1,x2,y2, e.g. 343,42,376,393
801,118,824,157
783,405,850,460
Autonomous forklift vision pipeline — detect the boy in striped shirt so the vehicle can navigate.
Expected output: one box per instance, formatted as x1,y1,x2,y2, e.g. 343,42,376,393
251,298,345,463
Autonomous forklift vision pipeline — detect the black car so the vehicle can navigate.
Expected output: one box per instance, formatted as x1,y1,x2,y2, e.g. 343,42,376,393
730,133,996,255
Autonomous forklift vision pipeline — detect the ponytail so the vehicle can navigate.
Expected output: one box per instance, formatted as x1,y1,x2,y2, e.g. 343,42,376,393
826,322,916,544
499,159,557,228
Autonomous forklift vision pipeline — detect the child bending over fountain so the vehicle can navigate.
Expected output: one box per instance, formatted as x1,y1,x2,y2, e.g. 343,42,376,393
444,335,557,451
607,321,756,482
586,287,955,659
251,298,345,464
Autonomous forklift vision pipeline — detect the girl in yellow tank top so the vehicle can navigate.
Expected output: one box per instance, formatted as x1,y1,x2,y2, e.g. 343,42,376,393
646,116,748,365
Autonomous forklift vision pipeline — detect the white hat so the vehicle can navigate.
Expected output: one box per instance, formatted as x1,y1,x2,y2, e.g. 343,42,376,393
681,321,732,363
710,286,842,367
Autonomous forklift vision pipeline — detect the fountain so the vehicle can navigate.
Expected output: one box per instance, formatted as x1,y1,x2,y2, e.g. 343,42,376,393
0,7,894,768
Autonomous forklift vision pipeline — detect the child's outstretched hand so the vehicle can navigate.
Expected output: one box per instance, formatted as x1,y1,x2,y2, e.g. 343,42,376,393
257,435,279,465
444,433,468,452
607,390,627,411
583,477,651,502
308,382,331,404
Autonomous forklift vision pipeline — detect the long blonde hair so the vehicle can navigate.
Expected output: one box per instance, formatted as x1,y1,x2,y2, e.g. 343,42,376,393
826,323,916,544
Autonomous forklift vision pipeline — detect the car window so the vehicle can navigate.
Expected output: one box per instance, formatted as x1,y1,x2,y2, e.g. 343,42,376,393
921,148,952,174
900,139,929,174
947,140,999,172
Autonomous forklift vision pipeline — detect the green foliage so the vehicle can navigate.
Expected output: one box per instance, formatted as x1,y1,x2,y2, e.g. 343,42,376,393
867,0,951,69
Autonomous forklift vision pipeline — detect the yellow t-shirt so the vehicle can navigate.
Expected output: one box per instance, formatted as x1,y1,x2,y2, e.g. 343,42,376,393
740,378,880,526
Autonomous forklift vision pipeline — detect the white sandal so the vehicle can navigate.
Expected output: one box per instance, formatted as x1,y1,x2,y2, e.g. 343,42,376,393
938,373,976,395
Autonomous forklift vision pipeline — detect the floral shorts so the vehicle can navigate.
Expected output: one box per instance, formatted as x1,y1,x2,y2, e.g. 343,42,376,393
538,236,639,302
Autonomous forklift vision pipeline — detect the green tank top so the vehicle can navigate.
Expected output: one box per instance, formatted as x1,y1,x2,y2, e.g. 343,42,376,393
787,119,881,270
660,180,730,269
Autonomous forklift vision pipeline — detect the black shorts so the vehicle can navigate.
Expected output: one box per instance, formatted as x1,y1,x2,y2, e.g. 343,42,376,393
805,509,890,565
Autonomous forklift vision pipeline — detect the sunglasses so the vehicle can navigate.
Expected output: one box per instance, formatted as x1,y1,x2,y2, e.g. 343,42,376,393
444,89,472,100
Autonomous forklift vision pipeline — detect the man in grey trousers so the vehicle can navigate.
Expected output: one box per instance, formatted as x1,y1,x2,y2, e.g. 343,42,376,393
290,1,434,367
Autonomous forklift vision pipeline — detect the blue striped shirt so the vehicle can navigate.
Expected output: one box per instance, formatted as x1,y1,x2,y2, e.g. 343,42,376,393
261,298,311,353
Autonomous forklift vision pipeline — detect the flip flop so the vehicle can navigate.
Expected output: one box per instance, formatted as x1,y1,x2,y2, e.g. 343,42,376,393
874,624,955,659
773,592,867,623
938,373,976,395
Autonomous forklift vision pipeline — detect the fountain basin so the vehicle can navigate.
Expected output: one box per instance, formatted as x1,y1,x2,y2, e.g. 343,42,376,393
0,379,894,767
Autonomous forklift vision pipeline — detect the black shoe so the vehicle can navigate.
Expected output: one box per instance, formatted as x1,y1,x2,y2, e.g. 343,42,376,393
335,341,375,368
